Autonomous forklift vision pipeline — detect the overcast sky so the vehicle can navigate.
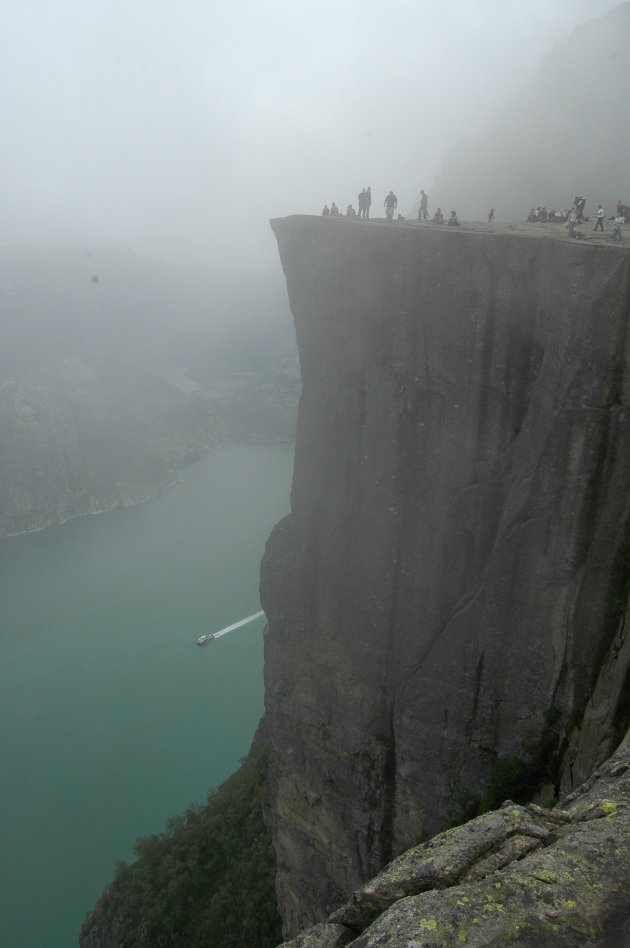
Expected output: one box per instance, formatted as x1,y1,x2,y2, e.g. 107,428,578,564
0,0,620,270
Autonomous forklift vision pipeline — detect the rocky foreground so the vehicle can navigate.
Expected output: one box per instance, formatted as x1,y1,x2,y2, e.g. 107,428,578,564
279,733,630,947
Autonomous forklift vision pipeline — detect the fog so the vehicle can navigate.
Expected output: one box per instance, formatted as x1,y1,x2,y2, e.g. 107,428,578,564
0,0,621,272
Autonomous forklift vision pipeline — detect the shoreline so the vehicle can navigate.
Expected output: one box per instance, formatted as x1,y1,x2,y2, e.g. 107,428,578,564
0,437,295,540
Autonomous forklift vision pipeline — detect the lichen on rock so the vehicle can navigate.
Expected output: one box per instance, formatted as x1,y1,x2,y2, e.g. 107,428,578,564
277,737,630,946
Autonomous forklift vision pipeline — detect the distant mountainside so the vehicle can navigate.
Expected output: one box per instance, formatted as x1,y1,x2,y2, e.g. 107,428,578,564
0,355,218,536
432,2,630,221
0,246,298,535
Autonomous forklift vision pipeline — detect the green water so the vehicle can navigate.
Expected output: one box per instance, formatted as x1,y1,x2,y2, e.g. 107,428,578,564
0,442,293,948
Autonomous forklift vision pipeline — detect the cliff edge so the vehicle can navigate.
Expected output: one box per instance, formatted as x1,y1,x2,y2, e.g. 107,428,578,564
262,216,630,934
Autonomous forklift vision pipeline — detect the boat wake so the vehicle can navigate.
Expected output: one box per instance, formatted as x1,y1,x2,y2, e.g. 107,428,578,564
197,610,265,645
214,610,265,638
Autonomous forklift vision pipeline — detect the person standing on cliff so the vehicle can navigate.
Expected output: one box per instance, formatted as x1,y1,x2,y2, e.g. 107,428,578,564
384,190,398,220
358,189,366,217
488,208,495,223
575,196,586,221
418,189,429,220
612,212,625,243
567,207,578,238
593,204,605,231
365,186,372,219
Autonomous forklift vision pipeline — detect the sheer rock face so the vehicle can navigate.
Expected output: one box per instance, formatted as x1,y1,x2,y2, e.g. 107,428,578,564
261,216,630,934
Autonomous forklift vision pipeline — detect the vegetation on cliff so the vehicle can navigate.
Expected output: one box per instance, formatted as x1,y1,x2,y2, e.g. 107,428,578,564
80,741,282,947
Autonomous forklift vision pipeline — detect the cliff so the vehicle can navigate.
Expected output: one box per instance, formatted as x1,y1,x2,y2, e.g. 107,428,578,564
261,215,630,934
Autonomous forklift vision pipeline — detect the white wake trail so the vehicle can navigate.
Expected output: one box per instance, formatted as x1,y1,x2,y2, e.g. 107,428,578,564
212,610,265,639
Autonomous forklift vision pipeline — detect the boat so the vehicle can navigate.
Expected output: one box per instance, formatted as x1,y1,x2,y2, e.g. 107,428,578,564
196,633,216,645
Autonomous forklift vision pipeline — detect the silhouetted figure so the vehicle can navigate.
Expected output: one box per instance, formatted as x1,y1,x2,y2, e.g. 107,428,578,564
574,196,586,221
419,189,429,220
384,190,398,220
567,208,578,238
433,207,444,224
488,208,495,223
322,205,330,216
330,203,339,216
358,189,367,218
365,186,372,218
594,204,605,231
447,210,460,226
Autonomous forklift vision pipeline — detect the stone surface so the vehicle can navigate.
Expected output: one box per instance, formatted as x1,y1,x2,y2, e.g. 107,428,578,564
276,737,630,947
262,215,630,934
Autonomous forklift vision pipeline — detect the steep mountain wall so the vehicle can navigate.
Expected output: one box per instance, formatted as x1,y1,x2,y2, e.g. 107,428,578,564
262,215,630,934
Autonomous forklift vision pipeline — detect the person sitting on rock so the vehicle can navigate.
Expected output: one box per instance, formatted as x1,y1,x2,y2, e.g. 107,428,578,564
321,205,330,216
433,207,445,224
447,210,460,226
346,205,356,218
330,203,339,216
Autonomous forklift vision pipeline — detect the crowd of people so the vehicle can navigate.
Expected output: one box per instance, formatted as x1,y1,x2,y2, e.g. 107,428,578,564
526,197,627,241
321,188,465,229
320,189,627,243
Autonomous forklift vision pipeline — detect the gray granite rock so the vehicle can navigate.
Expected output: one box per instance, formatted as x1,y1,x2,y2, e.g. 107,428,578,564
276,739,630,946
262,215,630,933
